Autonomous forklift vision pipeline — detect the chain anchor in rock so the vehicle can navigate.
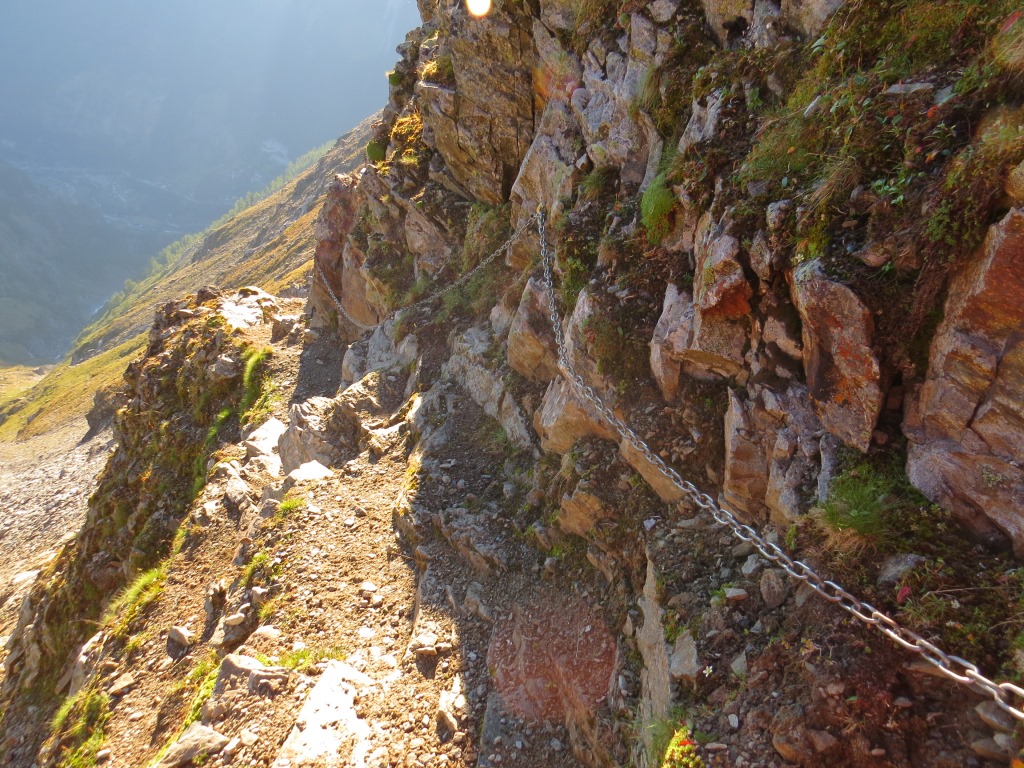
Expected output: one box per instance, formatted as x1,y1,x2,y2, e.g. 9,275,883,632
534,205,1024,723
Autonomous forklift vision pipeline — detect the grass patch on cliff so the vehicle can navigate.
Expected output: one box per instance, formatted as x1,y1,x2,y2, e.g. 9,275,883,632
48,687,111,768
641,172,676,245
433,203,513,322
240,345,274,427
420,54,455,87
102,566,167,640
183,654,221,728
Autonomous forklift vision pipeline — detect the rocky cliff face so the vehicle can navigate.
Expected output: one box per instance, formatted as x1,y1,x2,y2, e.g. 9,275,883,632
4,1,1024,767
311,0,1024,548
304,0,1024,763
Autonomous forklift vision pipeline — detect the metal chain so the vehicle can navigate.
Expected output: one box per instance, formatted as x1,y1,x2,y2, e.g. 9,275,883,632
536,208,1024,722
315,212,541,334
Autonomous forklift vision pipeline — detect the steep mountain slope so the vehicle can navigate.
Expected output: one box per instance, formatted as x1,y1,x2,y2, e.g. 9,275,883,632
0,116,374,441
3,2,1024,768
0,162,165,364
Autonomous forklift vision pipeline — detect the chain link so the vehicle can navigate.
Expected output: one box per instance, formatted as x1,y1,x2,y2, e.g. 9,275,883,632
317,202,1024,721
536,208,1024,722
315,212,541,334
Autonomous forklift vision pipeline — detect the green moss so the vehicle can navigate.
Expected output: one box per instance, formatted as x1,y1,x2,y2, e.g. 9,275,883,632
366,140,387,164
641,172,676,244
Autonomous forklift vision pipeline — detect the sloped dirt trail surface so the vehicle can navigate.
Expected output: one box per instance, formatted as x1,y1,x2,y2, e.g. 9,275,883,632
28,294,607,768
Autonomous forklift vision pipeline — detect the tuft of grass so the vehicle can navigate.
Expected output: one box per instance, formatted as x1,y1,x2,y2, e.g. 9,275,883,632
241,550,271,585
420,55,455,87
49,687,111,768
277,496,306,516
102,566,167,639
366,139,387,164
640,172,676,245
579,165,619,203
184,655,221,728
239,345,273,425
274,645,346,674
819,462,902,542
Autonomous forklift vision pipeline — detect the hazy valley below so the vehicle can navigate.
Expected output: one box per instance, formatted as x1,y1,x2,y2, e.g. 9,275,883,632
0,0,420,365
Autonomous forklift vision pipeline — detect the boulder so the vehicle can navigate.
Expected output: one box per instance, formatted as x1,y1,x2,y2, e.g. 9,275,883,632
420,4,536,205
539,0,575,30
650,0,681,24
723,385,825,523
534,377,616,454
620,438,687,504
308,173,382,336
790,262,882,451
906,209,1024,553
509,100,580,267
563,290,618,399
402,203,452,277
570,39,653,189
168,626,195,647
278,398,363,474
780,0,846,37
636,557,672,760
678,88,727,156
444,327,535,451
723,390,769,517
243,417,287,474
559,482,612,537
157,724,229,768
210,355,240,384
649,283,748,394
507,277,560,382
695,234,752,318
669,632,701,681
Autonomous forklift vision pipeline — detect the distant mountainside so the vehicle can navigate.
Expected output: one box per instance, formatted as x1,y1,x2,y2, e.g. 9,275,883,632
0,162,165,364
0,115,374,440
0,0,419,234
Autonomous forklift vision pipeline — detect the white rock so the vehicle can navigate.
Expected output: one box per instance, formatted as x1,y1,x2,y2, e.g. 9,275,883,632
157,723,230,768
168,626,194,647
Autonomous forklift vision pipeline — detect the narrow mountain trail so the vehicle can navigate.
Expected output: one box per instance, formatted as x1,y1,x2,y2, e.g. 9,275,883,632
51,295,601,768
3,284,1016,768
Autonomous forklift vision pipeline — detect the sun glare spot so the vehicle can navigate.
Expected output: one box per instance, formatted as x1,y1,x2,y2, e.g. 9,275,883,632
466,0,491,18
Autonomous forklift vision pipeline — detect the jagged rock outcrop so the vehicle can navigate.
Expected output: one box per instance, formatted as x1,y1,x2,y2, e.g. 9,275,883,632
419,3,536,204
3,289,278,698
12,3,1010,768
906,209,1024,553
790,261,883,452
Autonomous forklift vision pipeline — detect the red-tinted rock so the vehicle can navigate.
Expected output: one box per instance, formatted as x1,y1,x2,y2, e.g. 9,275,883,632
790,262,882,451
906,209,1024,553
